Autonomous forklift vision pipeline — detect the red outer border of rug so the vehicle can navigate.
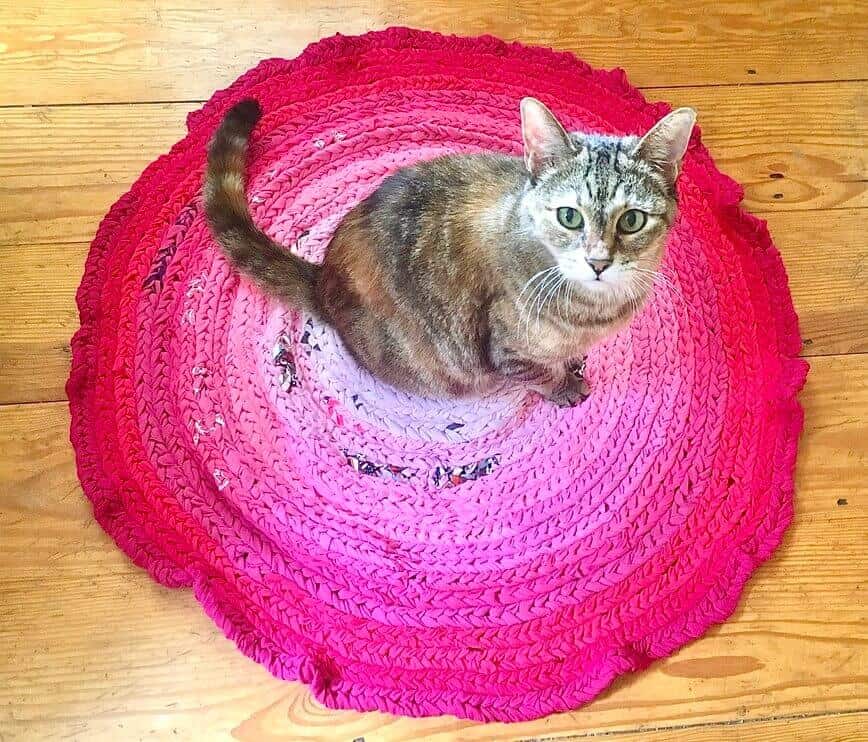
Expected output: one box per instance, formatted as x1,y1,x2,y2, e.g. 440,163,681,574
67,27,809,722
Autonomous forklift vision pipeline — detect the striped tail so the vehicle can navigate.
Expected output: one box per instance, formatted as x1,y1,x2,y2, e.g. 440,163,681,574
203,99,320,311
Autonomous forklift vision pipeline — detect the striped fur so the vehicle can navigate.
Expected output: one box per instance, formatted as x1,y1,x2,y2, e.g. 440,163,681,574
203,98,694,404
204,100,320,311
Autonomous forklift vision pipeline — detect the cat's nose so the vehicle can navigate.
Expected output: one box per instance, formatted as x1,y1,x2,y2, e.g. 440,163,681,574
585,257,613,276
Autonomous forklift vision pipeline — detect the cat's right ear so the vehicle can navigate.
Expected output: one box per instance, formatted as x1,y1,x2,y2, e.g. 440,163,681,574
520,98,574,181
633,108,696,181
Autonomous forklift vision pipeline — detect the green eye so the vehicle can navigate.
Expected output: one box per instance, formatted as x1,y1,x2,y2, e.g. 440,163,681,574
556,206,584,230
617,209,647,234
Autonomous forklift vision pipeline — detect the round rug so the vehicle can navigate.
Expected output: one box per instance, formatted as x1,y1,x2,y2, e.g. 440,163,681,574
68,27,809,722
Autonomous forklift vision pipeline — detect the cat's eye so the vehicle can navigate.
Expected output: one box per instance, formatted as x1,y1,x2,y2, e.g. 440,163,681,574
617,209,647,234
556,207,584,230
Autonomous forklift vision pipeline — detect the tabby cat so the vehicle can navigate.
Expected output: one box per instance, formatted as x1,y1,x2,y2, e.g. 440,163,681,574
204,98,695,405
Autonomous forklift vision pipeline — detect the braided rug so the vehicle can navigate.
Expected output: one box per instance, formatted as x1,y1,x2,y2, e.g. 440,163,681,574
68,28,809,722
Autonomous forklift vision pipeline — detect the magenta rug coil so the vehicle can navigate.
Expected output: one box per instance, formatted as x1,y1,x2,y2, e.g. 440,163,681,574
68,28,809,722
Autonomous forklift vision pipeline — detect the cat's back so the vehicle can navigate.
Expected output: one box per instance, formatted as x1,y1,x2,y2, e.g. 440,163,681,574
315,152,523,395
358,151,523,244
324,152,523,283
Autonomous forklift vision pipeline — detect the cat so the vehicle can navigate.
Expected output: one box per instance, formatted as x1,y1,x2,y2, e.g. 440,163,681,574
204,97,695,406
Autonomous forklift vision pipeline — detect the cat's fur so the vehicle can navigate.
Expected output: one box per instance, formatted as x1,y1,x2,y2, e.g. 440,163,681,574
204,98,695,405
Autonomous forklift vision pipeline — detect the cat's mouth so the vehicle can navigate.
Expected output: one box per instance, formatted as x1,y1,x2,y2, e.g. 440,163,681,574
565,270,617,291
556,260,636,299
569,273,634,302
580,278,616,293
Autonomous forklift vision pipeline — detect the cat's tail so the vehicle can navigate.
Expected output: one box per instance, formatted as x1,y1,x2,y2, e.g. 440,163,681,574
204,99,320,312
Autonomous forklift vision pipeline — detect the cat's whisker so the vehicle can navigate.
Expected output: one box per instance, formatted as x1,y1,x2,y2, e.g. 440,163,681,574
633,274,654,295
517,266,558,315
630,286,645,316
649,272,681,298
630,274,663,305
518,266,554,297
518,268,559,345
624,276,652,316
560,278,576,321
521,275,546,344
556,278,569,323
536,274,563,332
642,273,682,313
519,269,551,313
528,271,561,341
631,266,684,305
517,272,546,309
535,272,562,337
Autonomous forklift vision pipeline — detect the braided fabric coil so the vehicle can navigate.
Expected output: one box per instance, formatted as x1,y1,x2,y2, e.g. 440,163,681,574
68,28,809,722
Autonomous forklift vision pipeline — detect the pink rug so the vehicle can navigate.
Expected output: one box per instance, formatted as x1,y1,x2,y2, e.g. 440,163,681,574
68,28,808,722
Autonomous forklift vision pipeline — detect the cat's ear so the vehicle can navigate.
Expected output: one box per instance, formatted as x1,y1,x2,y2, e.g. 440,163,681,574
520,97,574,180
633,107,696,180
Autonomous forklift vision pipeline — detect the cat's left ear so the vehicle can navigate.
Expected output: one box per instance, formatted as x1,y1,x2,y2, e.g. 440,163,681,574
520,97,574,181
633,108,696,180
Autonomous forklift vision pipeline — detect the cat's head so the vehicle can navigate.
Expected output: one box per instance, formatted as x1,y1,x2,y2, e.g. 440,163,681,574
518,97,695,303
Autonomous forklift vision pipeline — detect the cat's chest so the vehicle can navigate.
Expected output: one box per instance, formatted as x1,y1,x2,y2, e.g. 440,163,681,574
524,316,620,361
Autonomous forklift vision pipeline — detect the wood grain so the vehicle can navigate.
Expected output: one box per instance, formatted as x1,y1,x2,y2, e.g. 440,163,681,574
0,243,86,404
780,209,868,357
0,0,866,106
0,102,196,248
1,207,864,405
0,354,865,740
581,713,868,742
2,1,866,738
1,83,865,250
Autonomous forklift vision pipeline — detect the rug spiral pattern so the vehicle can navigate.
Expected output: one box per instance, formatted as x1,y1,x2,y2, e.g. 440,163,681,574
68,28,808,722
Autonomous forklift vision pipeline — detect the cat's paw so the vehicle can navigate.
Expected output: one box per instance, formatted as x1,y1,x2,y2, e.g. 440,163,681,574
544,374,590,408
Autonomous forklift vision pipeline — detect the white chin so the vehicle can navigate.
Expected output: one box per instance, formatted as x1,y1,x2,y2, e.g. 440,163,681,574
581,279,614,292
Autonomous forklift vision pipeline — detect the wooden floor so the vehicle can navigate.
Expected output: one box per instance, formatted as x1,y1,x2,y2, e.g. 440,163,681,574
1,2,866,740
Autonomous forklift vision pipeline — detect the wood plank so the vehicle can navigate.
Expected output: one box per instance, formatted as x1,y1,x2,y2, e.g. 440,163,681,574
2,2,863,740
0,82,864,250
539,713,868,741
780,209,868,356
0,243,86,405
1,207,863,405
0,0,866,106
0,354,865,740
0,102,196,248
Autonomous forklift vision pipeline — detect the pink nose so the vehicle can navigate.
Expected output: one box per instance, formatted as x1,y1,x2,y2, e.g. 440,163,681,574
586,257,613,276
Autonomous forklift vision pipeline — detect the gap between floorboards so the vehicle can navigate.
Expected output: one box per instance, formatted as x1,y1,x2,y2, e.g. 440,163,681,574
0,77,865,111
522,707,868,741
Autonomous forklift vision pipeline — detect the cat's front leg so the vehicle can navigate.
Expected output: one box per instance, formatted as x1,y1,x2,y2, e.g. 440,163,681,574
490,347,588,407
543,368,590,408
